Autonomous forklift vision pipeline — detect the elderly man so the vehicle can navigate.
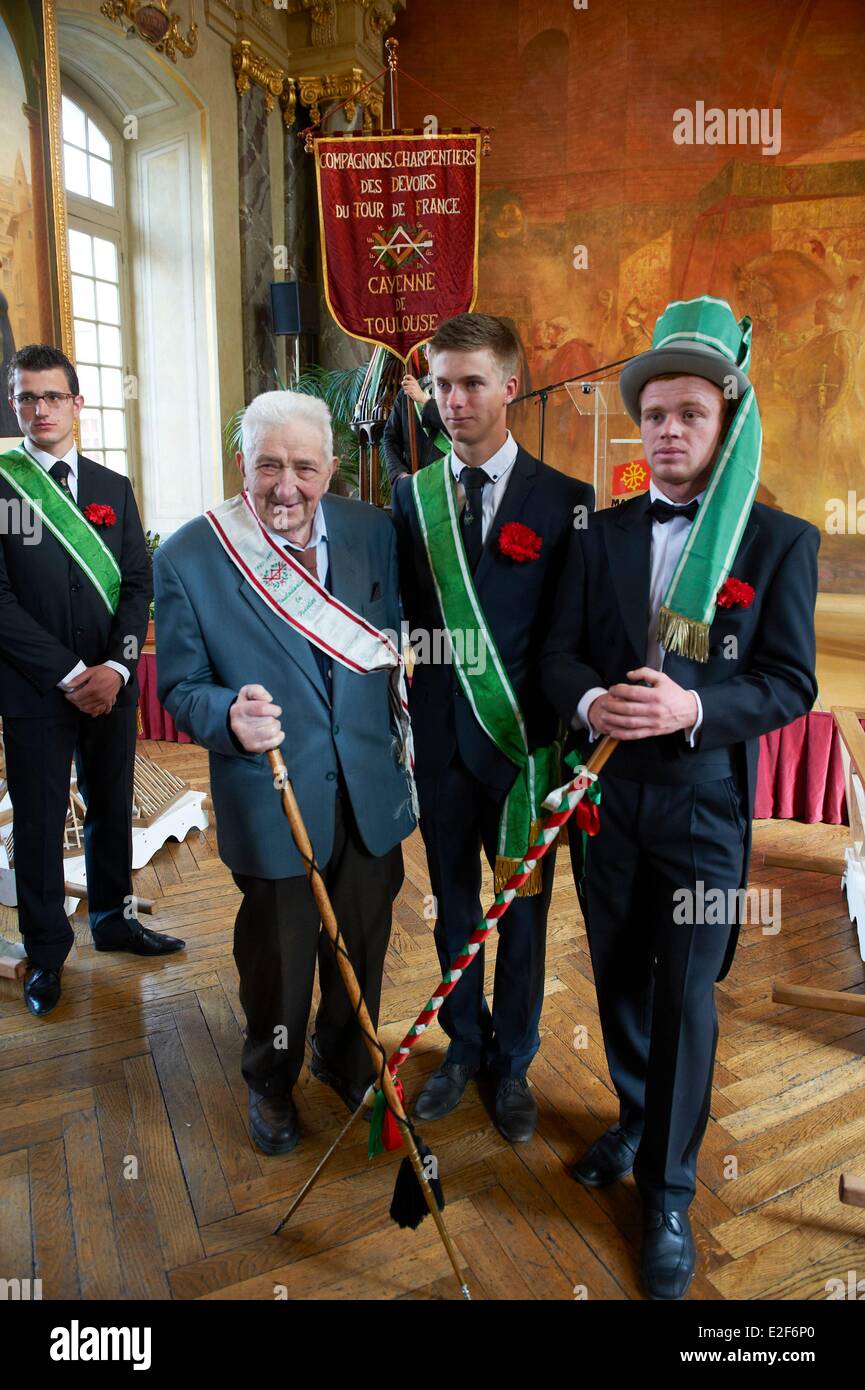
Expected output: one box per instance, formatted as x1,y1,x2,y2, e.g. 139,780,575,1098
154,391,415,1154
542,297,818,1298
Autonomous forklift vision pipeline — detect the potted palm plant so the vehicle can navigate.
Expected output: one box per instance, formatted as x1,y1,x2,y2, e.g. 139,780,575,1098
223,364,390,501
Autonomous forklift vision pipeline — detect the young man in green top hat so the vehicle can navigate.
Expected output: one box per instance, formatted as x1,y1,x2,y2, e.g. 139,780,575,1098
542,297,819,1298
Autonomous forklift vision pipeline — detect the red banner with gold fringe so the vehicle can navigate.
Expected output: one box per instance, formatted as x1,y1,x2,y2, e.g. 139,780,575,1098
313,132,481,362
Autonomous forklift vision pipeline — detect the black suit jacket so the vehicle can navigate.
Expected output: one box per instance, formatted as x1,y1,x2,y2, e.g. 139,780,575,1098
382,387,449,487
0,451,151,717
392,445,595,792
541,491,819,973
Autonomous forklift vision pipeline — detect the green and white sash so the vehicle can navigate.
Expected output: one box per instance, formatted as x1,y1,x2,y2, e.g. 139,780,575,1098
0,447,120,613
412,457,558,895
652,298,762,661
205,491,417,797
412,397,450,458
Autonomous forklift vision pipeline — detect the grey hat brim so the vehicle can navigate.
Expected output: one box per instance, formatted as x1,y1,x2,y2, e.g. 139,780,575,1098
618,344,751,424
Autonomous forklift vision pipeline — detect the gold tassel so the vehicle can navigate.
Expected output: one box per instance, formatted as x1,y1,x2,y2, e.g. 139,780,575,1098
494,819,545,897
657,606,710,664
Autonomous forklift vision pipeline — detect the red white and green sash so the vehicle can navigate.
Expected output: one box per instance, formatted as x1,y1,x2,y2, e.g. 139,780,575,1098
205,491,416,788
0,447,121,613
412,457,558,895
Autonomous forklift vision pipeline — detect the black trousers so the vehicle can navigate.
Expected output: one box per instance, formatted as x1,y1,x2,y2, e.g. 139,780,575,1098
573,771,747,1211
232,791,404,1099
416,752,556,1080
3,705,138,970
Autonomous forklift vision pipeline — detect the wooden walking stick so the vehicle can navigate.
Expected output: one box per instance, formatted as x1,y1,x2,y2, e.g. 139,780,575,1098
266,749,471,1300
271,738,620,1233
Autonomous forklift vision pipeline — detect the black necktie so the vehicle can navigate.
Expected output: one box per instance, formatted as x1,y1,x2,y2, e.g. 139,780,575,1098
647,497,699,524
50,459,71,491
460,466,490,571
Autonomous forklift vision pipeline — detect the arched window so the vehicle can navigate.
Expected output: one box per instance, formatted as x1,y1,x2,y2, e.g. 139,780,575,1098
61,91,134,480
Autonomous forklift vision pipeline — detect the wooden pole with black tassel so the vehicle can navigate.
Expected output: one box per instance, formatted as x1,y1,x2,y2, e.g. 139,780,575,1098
267,750,471,1299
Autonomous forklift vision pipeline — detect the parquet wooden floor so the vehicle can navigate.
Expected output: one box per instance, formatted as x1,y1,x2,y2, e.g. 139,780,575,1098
1,739,864,1302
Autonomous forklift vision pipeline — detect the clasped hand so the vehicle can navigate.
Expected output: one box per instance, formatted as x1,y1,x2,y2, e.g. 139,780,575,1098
229,683,285,753
64,664,123,717
588,667,698,740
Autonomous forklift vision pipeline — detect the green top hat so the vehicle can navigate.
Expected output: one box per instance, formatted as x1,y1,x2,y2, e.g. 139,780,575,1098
619,296,753,424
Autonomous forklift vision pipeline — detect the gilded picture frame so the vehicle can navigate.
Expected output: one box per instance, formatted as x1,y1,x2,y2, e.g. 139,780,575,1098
0,0,72,439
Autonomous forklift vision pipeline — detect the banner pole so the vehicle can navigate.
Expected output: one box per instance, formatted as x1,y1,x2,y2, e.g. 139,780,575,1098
386,38,400,129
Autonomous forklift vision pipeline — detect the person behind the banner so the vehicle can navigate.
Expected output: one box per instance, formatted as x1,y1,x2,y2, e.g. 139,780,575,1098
541,297,819,1300
391,313,594,1143
0,344,183,1019
382,350,450,490
154,391,416,1156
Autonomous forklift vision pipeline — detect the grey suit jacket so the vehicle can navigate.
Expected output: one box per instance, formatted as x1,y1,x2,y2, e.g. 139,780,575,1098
154,493,416,879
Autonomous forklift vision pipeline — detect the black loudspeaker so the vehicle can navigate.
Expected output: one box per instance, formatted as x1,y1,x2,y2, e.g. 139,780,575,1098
270,281,320,336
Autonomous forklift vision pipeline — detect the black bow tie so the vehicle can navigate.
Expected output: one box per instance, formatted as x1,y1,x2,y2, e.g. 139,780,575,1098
647,497,699,524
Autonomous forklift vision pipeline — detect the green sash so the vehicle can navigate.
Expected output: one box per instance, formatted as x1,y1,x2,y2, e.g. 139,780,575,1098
412,397,450,458
0,448,121,614
412,457,558,894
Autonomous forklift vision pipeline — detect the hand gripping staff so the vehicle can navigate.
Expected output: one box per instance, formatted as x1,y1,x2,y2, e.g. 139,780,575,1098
273,737,619,1267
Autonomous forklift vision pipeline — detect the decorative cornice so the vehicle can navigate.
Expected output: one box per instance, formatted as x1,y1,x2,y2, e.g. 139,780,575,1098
360,0,399,38
297,67,382,131
299,0,337,47
231,37,285,112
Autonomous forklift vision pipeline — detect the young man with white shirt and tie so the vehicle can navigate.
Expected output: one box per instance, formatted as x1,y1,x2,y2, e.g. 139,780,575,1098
542,298,819,1299
392,313,594,1142
1,344,183,1018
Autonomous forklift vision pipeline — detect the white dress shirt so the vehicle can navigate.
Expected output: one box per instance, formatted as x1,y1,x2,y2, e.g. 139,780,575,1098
267,503,329,589
577,480,704,744
449,431,519,540
20,438,131,693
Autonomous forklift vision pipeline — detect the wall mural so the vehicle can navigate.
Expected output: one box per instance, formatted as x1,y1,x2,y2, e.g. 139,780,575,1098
393,0,865,592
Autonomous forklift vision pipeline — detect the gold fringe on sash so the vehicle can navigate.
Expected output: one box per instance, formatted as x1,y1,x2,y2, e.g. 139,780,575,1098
494,819,545,897
657,606,710,664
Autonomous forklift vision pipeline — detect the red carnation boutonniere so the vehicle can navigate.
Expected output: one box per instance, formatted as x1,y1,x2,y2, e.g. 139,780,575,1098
83,502,117,527
498,521,542,563
716,576,755,609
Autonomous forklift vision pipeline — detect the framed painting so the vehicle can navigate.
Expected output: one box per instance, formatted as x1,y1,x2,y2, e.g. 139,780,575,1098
0,0,71,442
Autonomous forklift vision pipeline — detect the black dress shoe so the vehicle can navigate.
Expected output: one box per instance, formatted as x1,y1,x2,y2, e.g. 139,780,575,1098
24,967,63,1017
309,1041,370,1114
494,1077,537,1143
641,1207,696,1300
414,1061,474,1121
249,1090,300,1156
571,1124,641,1188
93,920,185,956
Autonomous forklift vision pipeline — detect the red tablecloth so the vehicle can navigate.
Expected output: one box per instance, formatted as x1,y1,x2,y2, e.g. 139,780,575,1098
136,651,192,744
754,710,858,824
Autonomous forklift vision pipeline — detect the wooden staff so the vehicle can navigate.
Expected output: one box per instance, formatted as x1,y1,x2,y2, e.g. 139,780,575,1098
266,750,470,1300
405,388,421,474
272,737,619,1233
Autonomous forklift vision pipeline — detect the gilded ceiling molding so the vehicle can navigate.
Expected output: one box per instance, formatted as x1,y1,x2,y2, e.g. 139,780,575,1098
231,37,286,112
299,0,337,47
280,78,298,128
360,0,399,38
100,0,199,61
297,67,382,132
